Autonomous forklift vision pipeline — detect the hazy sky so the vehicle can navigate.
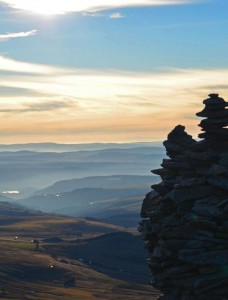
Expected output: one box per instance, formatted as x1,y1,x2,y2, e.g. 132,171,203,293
0,0,227,143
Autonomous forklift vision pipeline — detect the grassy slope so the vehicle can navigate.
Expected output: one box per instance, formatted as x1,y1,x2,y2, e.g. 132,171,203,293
0,203,160,300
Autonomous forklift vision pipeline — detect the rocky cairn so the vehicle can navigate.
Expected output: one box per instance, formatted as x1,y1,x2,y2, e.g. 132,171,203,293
139,94,228,299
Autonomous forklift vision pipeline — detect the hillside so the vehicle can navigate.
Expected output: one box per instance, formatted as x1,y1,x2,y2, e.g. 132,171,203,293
19,181,161,226
33,175,157,195
0,202,160,299
19,175,159,227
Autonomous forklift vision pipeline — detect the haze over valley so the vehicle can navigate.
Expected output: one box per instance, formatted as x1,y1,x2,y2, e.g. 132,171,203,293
0,143,162,226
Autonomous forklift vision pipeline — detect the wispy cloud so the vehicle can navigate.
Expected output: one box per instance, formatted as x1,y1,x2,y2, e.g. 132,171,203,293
0,55,69,74
0,0,198,15
0,29,37,41
82,11,105,17
109,12,125,19
0,56,227,117
0,55,227,143
0,99,75,113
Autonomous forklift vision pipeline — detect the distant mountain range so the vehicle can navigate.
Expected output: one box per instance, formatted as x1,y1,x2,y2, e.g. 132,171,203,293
0,142,163,152
0,146,163,192
0,142,162,226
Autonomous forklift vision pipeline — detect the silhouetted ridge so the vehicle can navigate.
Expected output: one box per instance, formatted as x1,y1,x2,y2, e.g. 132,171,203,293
139,94,228,300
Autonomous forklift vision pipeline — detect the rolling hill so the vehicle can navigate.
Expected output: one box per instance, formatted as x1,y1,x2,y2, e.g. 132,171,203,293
19,185,155,226
0,202,160,299
18,173,160,227
33,175,158,195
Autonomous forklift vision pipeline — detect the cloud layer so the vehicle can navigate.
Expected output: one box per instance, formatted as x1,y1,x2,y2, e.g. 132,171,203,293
0,55,227,143
0,0,196,15
0,29,37,41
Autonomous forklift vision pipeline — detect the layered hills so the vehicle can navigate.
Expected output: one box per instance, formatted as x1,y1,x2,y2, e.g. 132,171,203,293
18,175,158,227
0,143,161,227
0,145,163,192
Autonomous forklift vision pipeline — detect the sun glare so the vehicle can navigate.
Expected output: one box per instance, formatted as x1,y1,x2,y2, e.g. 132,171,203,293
6,0,100,15
28,7,62,15
17,3,66,15
2,0,186,16
8,1,76,15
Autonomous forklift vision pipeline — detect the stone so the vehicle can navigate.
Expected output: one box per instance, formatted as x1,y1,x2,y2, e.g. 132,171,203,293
174,178,207,189
141,190,159,218
187,151,218,161
209,163,227,175
140,94,228,300
203,95,225,105
161,161,190,170
208,93,219,98
208,177,228,191
200,116,228,126
196,108,228,118
171,186,213,203
179,250,228,265
152,182,173,196
163,141,186,153
192,203,220,218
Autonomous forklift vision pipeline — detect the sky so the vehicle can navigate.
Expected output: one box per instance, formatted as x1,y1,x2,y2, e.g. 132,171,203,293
0,0,227,144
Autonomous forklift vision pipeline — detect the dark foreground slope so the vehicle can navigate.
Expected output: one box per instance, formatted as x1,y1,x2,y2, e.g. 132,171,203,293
0,202,160,300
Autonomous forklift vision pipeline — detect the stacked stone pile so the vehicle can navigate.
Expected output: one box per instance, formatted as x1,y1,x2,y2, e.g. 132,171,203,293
139,94,228,300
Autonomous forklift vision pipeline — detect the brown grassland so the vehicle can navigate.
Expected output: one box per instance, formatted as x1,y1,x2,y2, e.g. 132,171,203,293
0,203,160,299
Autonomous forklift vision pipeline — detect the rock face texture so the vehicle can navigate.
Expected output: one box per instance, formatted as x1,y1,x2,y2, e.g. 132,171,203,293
139,94,228,300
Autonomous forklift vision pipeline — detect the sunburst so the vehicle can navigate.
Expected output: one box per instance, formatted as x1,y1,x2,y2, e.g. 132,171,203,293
6,0,84,15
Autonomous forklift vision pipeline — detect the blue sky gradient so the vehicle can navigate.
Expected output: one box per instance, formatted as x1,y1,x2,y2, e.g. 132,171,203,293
0,0,227,143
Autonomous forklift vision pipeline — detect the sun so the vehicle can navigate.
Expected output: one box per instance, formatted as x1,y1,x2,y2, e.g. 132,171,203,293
18,3,66,15
27,5,64,15
8,1,75,15
2,0,105,16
